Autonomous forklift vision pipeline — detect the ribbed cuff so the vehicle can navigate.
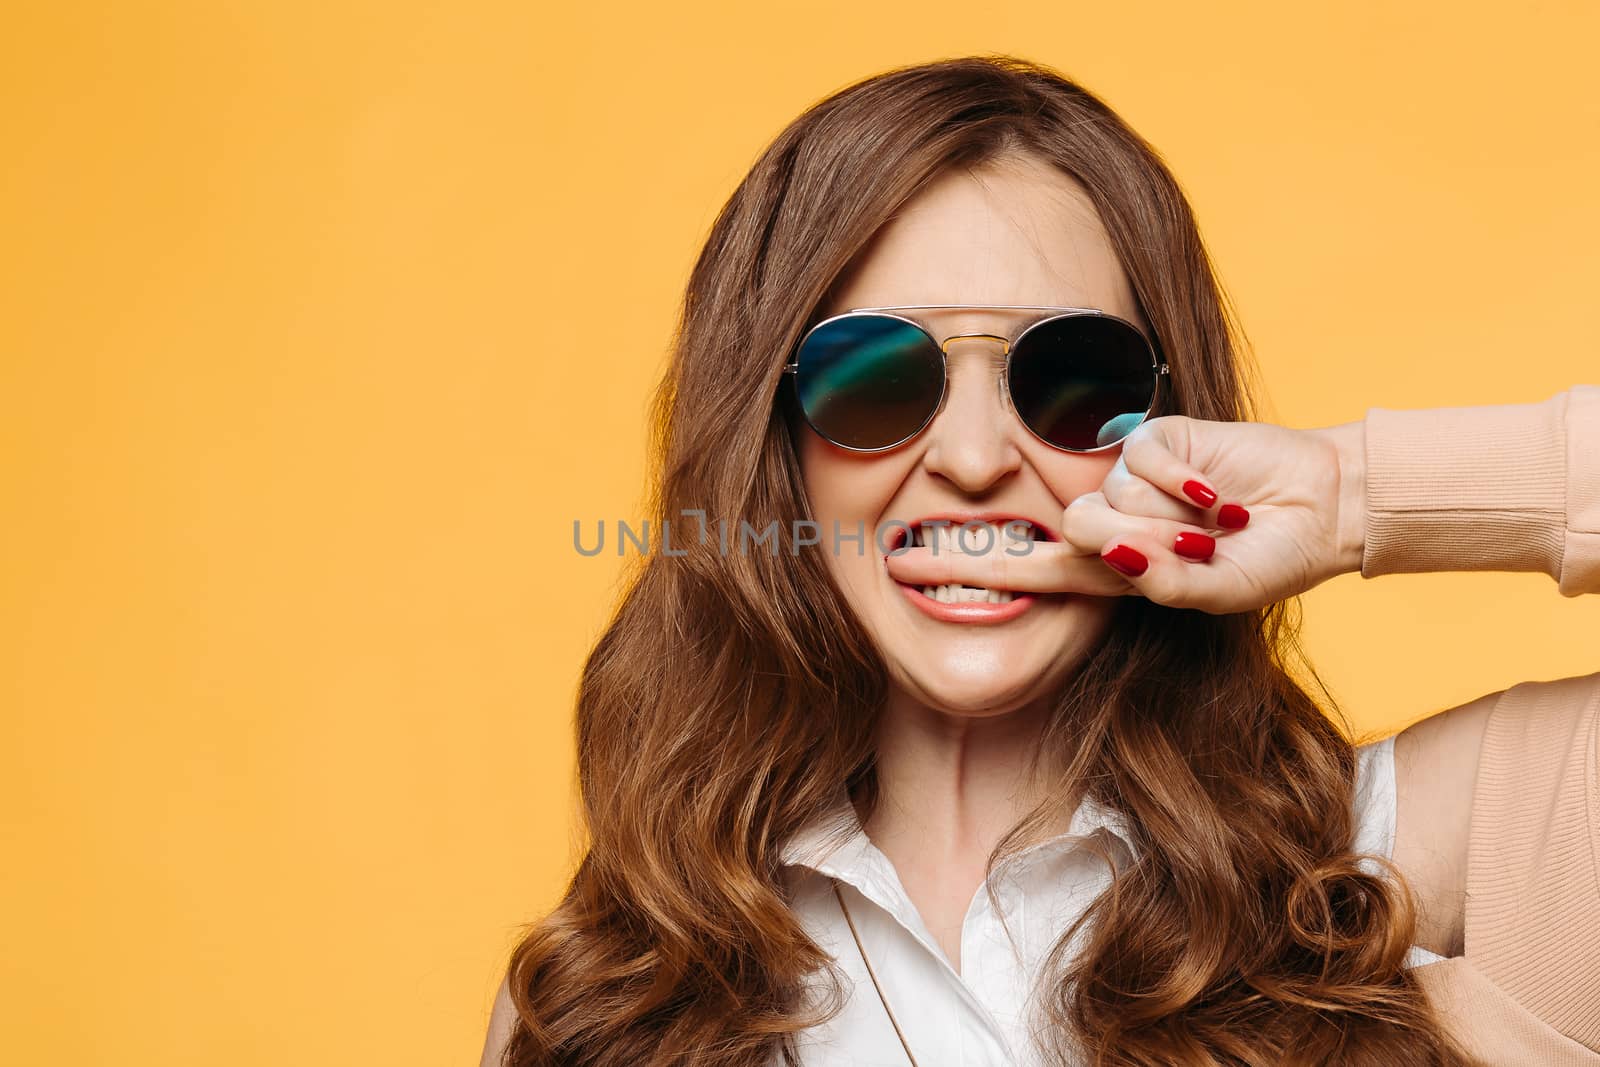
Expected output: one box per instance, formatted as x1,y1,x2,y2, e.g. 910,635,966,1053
1360,391,1570,582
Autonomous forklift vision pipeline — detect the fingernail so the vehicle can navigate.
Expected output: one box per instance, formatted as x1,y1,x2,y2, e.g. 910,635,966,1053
1217,504,1250,529
1182,479,1217,507
1174,532,1215,560
1101,544,1148,577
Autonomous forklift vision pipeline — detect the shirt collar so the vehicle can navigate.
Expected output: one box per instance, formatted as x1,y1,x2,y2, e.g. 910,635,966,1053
778,778,1137,872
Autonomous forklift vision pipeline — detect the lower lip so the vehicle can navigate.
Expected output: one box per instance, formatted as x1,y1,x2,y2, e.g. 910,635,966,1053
896,581,1039,624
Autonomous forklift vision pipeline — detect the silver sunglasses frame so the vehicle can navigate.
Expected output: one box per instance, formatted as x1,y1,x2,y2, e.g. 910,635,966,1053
781,304,1171,454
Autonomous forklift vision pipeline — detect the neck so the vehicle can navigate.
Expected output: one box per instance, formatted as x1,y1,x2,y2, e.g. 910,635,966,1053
857,687,1066,865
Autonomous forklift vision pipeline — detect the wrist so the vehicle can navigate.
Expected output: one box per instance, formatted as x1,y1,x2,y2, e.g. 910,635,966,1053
1310,420,1367,578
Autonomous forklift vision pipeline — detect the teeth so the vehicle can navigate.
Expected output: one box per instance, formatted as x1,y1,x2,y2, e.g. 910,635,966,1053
905,520,1044,549
916,583,1015,605
903,520,1037,605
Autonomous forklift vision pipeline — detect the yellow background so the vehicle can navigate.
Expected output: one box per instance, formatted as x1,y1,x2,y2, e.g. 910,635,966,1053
4,2,1597,1063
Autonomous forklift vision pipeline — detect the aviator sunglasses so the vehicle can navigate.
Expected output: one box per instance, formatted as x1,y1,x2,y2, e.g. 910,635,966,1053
783,304,1169,453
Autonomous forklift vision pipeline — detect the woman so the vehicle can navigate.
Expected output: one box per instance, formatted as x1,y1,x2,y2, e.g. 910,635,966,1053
484,56,1598,1065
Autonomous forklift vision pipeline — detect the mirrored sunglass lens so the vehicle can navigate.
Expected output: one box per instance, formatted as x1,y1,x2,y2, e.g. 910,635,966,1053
793,315,943,450
1007,316,1156,450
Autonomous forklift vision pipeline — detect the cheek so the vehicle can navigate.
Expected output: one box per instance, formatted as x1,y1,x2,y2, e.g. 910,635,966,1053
1033,448,1120,503
797,436,907,525
797,437,910,605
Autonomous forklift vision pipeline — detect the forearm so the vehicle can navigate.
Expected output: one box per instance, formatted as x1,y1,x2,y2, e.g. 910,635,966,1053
1317,386,1600,595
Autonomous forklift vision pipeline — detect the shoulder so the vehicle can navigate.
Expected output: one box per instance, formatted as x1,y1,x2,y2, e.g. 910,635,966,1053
479,974,516,1067
1388,684,1505,958
1388,670,1600,958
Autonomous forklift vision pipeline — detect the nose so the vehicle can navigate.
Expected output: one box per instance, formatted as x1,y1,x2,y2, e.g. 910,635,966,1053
918,338,1023,493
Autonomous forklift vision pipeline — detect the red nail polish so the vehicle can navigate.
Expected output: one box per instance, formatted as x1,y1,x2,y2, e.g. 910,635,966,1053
1102,544,1148,577
1182,479,1217,508
1217,504,1249,529
1173,532,1215,560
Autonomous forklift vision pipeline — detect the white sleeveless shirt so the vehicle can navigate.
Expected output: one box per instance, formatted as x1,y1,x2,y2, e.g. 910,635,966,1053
777,735,1442,1066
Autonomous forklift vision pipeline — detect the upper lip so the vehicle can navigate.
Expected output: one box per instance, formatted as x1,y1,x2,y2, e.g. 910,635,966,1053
888,511,1061,551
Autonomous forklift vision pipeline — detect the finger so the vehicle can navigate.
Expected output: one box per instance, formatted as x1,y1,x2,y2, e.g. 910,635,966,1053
1061,490,1219,564
884,538,1131,597
1099,459,1207,525
1096,529,1254,614
1121,417,1251,529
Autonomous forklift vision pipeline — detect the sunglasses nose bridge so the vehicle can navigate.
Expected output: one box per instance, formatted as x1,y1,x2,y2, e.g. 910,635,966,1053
938,332,1010,355
937,331,1015,419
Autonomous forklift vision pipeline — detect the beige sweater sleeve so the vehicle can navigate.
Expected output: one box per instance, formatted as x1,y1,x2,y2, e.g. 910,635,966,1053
1361,386,1600,1058
1360,384,1600,595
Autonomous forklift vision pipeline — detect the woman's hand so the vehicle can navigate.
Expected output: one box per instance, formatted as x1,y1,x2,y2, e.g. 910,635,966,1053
882,415,1367,615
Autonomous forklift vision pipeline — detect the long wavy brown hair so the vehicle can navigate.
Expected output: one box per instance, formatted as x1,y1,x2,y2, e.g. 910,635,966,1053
499,54,1480,1067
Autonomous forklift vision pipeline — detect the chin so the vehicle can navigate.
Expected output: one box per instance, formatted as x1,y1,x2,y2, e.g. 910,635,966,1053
888,655,1065,717
875,607,1115,717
